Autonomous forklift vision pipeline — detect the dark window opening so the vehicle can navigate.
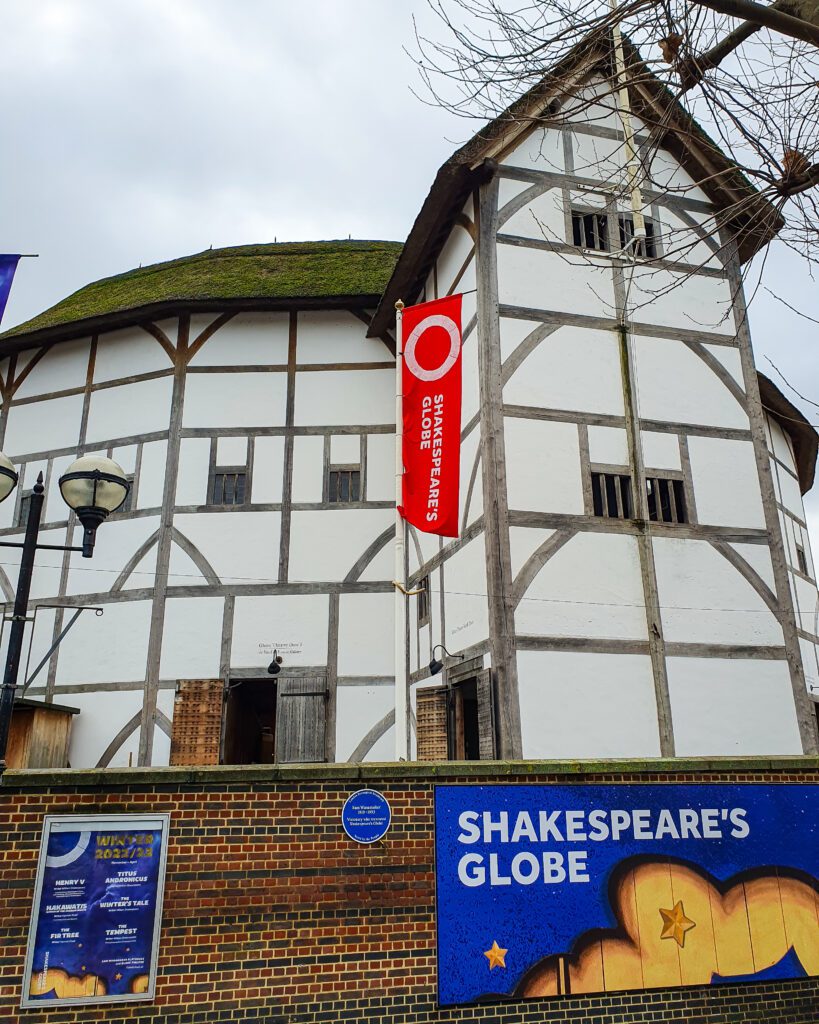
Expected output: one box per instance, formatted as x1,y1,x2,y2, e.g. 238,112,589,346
796,544,809,575
571,210,609,252
16,491,33,529
211,469,247,506
328,468,361,503
618,214,657,258
592,472,633,519
222,679,276,765
449,678,480,761
646,476,687,524
418,575,430,626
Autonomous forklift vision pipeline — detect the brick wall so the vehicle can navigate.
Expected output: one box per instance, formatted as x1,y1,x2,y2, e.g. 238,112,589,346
1,758,818,1024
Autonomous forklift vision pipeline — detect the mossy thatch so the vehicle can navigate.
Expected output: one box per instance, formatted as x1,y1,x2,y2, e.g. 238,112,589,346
1,240,403,342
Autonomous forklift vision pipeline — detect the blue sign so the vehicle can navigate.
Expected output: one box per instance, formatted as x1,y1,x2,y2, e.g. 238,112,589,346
435,784,819,1006
342,789,391,844
22,814,169,1007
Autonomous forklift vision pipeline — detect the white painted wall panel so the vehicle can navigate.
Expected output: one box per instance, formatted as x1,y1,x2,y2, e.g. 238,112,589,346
137,440,167,508
498,177,535,209
330,433,360,464
728,542,776,590
231,594,328,668
294,369,393,426
94,324,175,382
800,638,819,694
288,509,392,582
502,126,564,172
655,207,721,269
461,331,481,429
159,597,224,679
503,326,625,416
436,224,474,296
629,270,732,333
26,528,65,599
66,690,146,769
768,416,796,466
173,512,280,585
653,537,782,645
366,722,395,762
65,515,160,596
640,430,681,471
703,344,744,387
443,533,489,653
251,436,285,504
167,541,210,588
794,574,819,635
296,311,388,365
216,436,248,465
291,435,324,502
111,444,137,474
5,393,84,457
509,527,555,578
176,438,211,506
687,437,765,528
668,657,802,754
183,372,287,428
121,544,157,592
459,428,482,529
55,599,152,685
188,313,289,366
498,245,615,318
571,130,627,181
632,337,748,428
517,650,662,757
336,684,394,762
15,339,90,398
86,377,173,443
646,148,712,202
338,593,393,676
588,426,628,465
505,418,584,514
357,537,392,583
501,189,566,243
775,462,806,520
516,533,647,640
365,433,394,502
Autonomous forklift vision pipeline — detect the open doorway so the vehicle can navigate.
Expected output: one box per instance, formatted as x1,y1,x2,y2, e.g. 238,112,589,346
449,677,480,760
223,678,277,764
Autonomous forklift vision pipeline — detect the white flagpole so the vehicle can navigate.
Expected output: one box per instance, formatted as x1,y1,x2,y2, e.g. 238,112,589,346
394,299,409,760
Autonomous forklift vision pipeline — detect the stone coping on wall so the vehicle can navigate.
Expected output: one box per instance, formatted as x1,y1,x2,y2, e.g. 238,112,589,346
2,755,817,790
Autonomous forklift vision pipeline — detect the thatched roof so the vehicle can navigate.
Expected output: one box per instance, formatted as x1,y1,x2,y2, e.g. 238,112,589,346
0,240,402,350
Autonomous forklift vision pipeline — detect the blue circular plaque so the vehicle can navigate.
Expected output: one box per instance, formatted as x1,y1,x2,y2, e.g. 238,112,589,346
341,789,391,844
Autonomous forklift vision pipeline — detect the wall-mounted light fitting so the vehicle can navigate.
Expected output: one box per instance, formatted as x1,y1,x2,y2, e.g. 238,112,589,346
429,644,464,677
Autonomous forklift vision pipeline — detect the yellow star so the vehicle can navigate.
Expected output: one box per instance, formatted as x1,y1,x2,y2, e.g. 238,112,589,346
115,973,122,981
659,900,696,947
483,940,508,970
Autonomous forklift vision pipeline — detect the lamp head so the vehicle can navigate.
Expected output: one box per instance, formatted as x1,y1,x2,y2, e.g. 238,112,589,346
428,644,464,678
0,451,18,504
59,456,130,557
267,650,283,676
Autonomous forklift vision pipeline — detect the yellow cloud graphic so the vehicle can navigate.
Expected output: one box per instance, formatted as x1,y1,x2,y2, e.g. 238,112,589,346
29,967,107,999
519,860,819,996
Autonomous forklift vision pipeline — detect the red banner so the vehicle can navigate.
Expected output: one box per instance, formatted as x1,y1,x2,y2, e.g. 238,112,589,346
400,294,462,537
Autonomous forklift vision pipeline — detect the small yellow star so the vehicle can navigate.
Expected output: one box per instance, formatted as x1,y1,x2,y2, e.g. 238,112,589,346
115,973,122,981
659,900,696,947
484,940,508,970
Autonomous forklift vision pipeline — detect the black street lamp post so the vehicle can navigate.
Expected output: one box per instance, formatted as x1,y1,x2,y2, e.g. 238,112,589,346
0,455,129,771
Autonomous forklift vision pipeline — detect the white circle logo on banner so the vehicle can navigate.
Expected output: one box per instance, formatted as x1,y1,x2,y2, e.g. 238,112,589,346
403,314,460,382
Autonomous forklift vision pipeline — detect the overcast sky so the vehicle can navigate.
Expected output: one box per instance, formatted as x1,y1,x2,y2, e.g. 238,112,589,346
2,0,817,534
